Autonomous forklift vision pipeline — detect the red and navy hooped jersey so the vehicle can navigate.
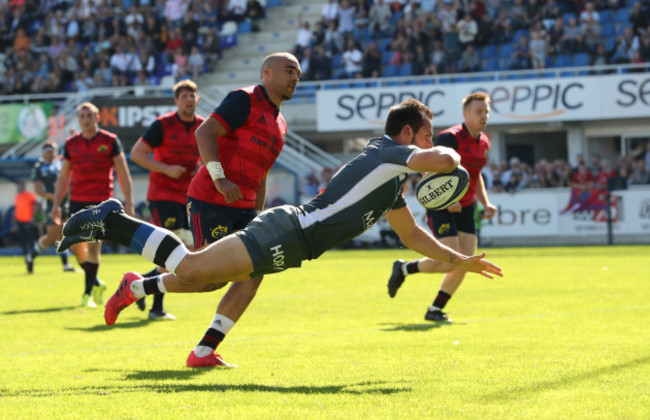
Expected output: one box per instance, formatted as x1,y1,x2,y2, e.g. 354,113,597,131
188,85,287,209
63,129,122,202
436,123,490,208
140,111,203,204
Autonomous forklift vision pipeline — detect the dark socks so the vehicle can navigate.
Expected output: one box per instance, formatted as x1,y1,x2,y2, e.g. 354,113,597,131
432,290,452,310
198,328,225,351
143,267,160,278
405,261,419,274
151,294,165,312
142,276,163,295
82,262,99,295
60,253,69,265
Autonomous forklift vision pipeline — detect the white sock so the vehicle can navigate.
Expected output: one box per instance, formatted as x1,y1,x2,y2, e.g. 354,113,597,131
157,276,167,293
194,314,236,357
130,280,145,299
401,262,409,277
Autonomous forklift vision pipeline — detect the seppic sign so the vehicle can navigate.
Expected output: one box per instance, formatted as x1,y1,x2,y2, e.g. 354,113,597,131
316,73,650,131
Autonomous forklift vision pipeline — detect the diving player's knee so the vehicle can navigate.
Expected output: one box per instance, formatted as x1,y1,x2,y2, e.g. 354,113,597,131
175,256,205,285
202,282,228,292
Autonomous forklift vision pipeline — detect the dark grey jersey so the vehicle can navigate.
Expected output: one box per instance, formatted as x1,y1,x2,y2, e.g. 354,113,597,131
297,135,417,259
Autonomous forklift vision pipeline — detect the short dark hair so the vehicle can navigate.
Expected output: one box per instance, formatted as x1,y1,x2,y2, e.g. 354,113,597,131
384,98,432,136
173,80,198,98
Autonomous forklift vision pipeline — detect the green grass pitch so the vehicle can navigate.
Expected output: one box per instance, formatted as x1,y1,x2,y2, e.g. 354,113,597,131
0,246,648,419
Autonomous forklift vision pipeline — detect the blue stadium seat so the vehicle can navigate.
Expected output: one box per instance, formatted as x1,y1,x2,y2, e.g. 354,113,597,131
523,72,539,79
219,34,237,49
399,62,413,76
563,12,577,25
514,29,529,40
572,53,590,67
354,26,371,40
499,44,514,58
560,70,576,77
541,72,556,78
481,45,497,59
385,80,401,86
554,54,572,68
605,36,617,52
615,8,630,22
381,51,393,65
266,0,281,6
601,23,616,38
483,59,499,71
419,79,434,85
390,11,403,25
438,77,451,84
471,75,490,82
617,22,633,35
351,82,368,88
378,37,392,52
382,64,399,77
238,21,253,33
454,76,469,83
599,10,614,24
332,53,343,68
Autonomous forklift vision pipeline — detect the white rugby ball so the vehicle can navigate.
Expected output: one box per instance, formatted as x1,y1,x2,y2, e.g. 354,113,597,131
415,165,470,210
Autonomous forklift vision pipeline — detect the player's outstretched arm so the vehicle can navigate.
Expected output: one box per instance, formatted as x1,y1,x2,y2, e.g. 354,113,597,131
386,207,503,279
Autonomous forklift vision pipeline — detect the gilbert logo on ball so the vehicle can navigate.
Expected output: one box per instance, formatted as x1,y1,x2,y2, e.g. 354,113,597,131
416,166,470,211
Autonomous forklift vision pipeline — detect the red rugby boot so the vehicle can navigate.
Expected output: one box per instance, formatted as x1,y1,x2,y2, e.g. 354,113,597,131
104,272,142,326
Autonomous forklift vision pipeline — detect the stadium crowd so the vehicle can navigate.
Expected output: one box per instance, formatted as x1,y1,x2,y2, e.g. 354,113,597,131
293,0,650,80
0,0,263,95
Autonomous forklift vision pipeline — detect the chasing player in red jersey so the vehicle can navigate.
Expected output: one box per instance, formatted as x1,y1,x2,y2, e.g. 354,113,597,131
52,102,134,308
129,79,204,320
387,92,498,322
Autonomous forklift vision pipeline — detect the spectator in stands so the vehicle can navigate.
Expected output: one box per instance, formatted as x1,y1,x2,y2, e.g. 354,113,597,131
109,45,130,85
529,29,548,69
361,40,382,77
411,44,430,75
561,17,582,55
337,0,356,37
368,0,392,38
621,25,641,61
187,45,205,81
636,141,650,170
309,45,332,80
540,0,561,31
94,59,112,87
473,12,492,47
56,48,80,85
547,17,564,56
457,11,478,50
324,20,344,55
171,46,188,80
588,42,615,74
526,0,543,23
47,34,66,59
629,2,648,37
321,0,340,27
595,159,617,190
341,37,363,78
135,69,152,86
138,48,156,77
639,31,650,62
296,12,313,57
486,0,502,20
491,10,513,45
164,0,185,29
389,31,408,66
73,70,94,92
299,46,313,79
201,27,221,71
590,153,602,178
628,159,649,185
508,0,528,30
310,20,326,47
500,157,528,192
459,44,480,72
509,35,532,70
245,0,265,30
424,40,446,75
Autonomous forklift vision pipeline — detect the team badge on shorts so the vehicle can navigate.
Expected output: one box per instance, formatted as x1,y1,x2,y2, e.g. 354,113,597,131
211,225,229,239
164,217,177,229
438,223,450,236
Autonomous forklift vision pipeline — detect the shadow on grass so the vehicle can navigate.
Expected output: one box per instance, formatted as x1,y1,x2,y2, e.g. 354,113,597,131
64,319,151,332
482,355,650,402
378,322,460,332
0,306,78,316
1,376,411,397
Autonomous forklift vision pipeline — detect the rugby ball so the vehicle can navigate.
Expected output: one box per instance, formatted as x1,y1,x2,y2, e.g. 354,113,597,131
415,165,470,210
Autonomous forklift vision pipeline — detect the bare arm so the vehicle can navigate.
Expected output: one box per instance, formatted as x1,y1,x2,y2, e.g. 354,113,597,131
195,116,243,203
474,172,497,219
51,159,72,223
130,138,186,179
34,180,53,202
385,206,503,278
407,145,460,174
113,153,135,216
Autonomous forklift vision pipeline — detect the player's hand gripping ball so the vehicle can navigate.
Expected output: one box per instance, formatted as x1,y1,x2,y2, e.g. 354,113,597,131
415,165,470,210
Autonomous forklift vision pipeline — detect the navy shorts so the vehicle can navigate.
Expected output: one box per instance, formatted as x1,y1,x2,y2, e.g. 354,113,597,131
186,197,257,247
427,202,476,238
235,205,308,278
69,200,102,216
149,200,189,230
